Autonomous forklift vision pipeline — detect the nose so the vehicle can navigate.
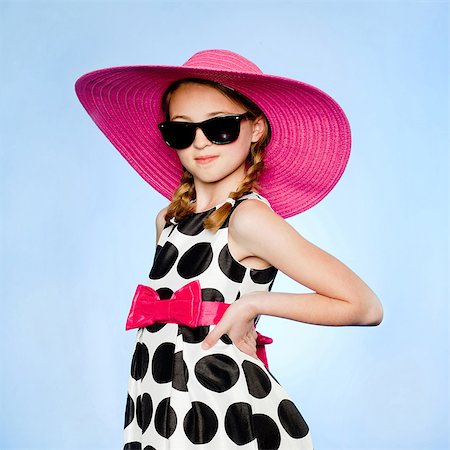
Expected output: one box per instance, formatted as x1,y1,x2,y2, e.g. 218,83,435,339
192,126,212,149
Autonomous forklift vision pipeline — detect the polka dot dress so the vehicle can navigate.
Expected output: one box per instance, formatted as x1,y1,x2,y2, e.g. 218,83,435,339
123,191,314,450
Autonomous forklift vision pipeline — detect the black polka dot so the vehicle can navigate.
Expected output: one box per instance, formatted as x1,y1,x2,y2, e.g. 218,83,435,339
202,287,225,302
145,322,167,333
136,393,153,433
172,350,188,391
124,393,134,429
152,342,175,383
219,244,246,283
253,413,281,449
131,342,149,381
220,333,233,345
195,354,240,392
177,242,213,278
250,266,278,284
149,242,178,279
154,397,177,438
179,325,210,344
278,399,310,438
178,211,213,235
242,360,272,398
123,442,141,450
183,401,218,444
152,243,163,260
156,287,173,299
225,402,255,445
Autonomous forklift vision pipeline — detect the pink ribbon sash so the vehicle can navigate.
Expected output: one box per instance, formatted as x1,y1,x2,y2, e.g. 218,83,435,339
125,279,273,369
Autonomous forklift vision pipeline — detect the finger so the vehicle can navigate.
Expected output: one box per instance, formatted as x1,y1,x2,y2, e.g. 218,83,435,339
202,326,223,350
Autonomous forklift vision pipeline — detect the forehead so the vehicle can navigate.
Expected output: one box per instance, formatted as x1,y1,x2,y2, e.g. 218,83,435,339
168,82,241,113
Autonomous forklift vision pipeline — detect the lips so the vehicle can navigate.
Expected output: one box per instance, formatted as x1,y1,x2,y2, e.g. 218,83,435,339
195,155,219,164
195,155,218,160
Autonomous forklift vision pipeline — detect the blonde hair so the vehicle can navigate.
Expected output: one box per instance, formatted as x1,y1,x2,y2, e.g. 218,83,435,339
161,78,271,233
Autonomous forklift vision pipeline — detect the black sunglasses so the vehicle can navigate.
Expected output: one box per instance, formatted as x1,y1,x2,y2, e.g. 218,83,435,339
158,112,254,150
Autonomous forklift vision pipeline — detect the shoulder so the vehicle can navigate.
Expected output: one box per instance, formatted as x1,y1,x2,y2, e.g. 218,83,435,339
230,197,273,224
229,196,281,240
227,195,300,267
156,204,170,231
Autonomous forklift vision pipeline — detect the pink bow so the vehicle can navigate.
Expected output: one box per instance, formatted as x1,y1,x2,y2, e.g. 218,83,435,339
126,280,203,330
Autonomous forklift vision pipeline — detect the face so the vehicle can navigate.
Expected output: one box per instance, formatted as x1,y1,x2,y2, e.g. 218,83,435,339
167,83,265,185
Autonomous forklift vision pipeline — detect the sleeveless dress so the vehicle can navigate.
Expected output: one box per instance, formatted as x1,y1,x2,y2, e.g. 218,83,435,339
123,191,315,450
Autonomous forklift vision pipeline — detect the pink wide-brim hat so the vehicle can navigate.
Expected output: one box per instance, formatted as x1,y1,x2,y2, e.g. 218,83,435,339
74,49,351,219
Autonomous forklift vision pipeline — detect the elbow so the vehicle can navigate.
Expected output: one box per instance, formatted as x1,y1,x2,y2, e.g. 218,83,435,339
364,299,384,326
366,304,384,326
355,296,384,326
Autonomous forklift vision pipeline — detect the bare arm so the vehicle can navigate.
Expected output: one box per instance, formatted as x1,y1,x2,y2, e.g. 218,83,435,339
229,200,384,326
155,205,169,246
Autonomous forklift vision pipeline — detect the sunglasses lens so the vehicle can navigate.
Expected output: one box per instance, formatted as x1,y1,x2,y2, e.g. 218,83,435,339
159,122,195,150
204,116,240,144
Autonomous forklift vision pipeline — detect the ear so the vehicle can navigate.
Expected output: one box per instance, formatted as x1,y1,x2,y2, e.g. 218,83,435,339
250,115,266,143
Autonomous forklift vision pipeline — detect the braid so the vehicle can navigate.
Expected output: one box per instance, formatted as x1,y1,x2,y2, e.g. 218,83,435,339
164,170,196,224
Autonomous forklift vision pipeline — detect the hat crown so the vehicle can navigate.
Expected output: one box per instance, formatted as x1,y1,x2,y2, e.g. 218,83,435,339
182,49,263,74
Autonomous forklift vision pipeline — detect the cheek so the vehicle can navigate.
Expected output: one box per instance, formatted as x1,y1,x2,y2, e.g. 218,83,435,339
176,151,190,167
228,134,252,161
228,145,250,164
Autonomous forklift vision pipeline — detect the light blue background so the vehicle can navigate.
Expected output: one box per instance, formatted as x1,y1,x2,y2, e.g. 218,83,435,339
1,1,448,449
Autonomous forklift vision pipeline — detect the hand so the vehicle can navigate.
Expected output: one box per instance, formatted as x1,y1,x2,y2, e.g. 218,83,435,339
201,295,258,359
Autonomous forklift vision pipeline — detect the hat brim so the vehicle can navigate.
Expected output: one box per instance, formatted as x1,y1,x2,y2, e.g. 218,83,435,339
75,64,351,218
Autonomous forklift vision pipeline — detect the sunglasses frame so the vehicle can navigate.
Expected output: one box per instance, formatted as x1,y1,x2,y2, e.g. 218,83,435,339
158,112,255,150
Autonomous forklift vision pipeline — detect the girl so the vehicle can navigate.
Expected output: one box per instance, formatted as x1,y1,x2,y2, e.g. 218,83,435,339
75,49,383,450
